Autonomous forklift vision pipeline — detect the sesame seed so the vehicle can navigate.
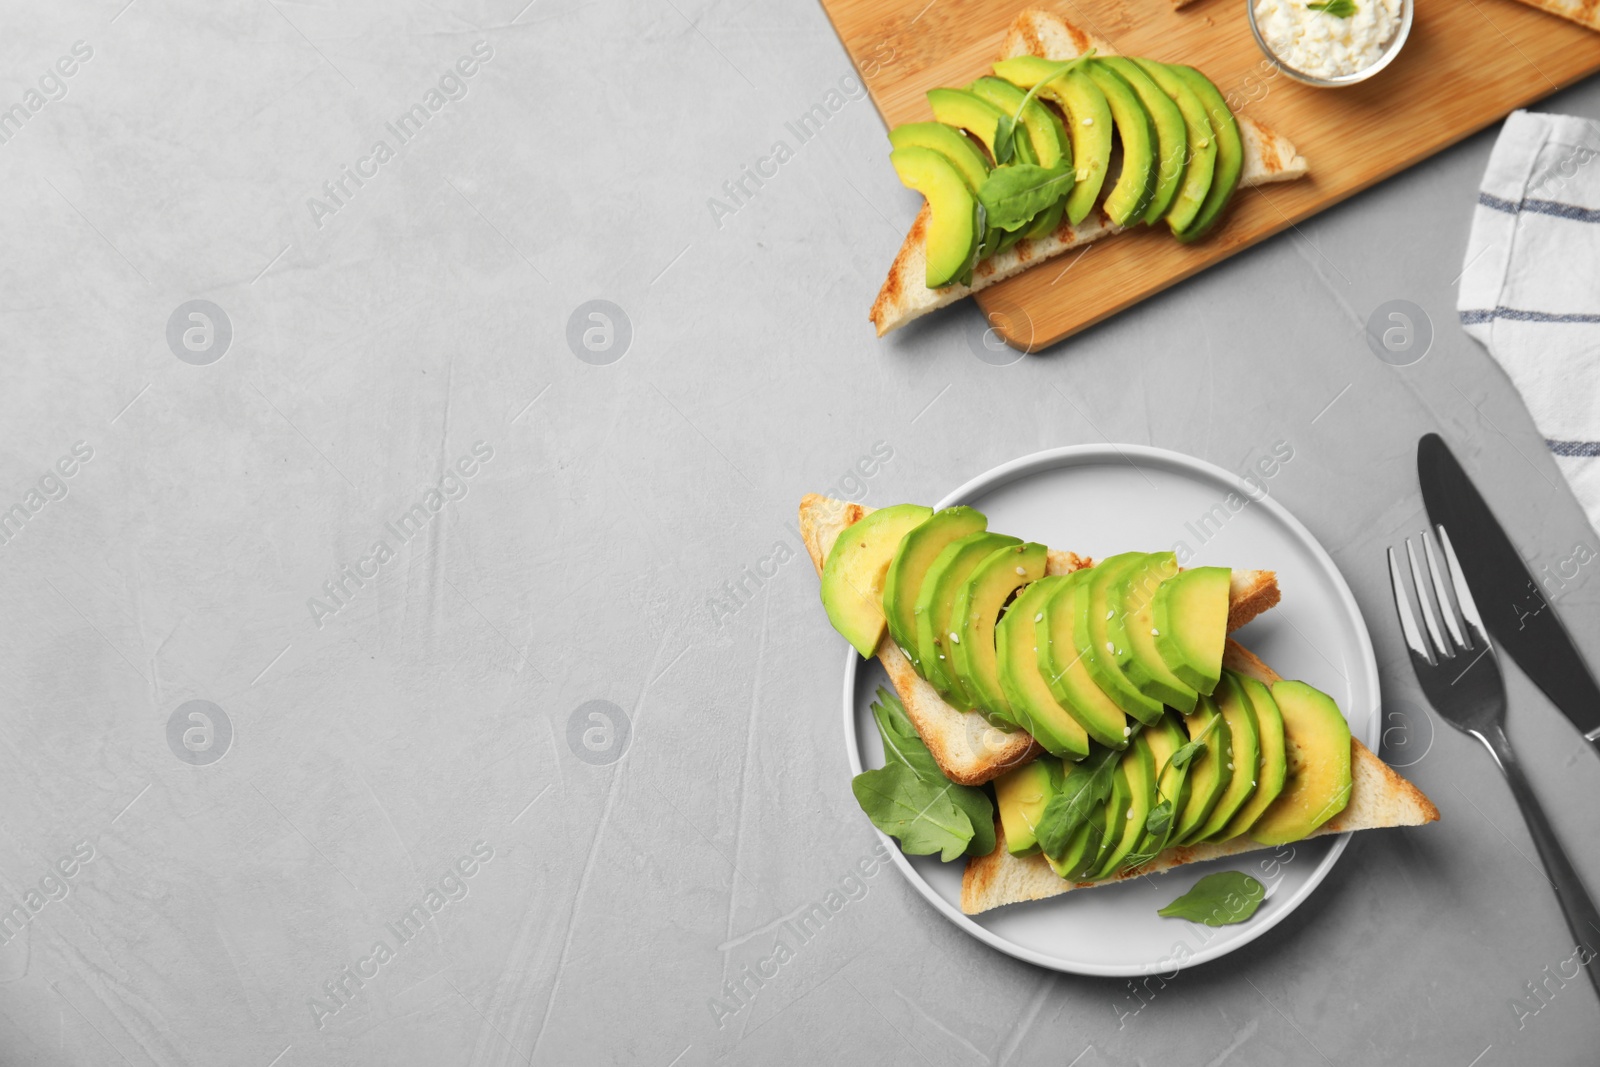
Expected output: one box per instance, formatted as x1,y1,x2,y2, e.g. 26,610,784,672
1035,613,1044,623
1123,726,1131,737
1151,628,1160,636
1016,566,1027,575
1083,117,1095,126
1106,609,1114,620
1106,642,1115,653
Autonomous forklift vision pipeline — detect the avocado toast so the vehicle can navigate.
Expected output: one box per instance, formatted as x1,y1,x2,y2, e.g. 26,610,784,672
801,494,1438,916
869,8,1309,337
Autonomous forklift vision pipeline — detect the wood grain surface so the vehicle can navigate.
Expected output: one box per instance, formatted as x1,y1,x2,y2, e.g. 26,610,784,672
829,0,1600,349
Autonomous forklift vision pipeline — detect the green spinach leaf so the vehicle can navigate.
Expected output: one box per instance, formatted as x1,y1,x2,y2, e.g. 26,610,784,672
977,164,1074,233
1035,746,1118,858
1157,871,1267,926
852,688,995,860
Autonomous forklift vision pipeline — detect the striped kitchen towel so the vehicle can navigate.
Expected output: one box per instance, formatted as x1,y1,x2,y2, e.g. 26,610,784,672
1460,109,1600,531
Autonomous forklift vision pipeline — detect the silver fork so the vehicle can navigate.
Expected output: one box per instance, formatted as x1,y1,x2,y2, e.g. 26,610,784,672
1390,525,1600,994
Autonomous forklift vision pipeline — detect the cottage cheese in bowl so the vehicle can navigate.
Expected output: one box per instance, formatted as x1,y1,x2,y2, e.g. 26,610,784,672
1252,0,1404,81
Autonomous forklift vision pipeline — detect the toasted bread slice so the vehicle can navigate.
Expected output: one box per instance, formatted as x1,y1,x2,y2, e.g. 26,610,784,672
800,494,1281,785
960,640,1439,914
870,8,1311,337
1510,0,1600,31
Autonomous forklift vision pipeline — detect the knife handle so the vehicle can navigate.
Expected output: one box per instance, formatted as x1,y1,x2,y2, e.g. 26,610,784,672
1479,723,1600,1003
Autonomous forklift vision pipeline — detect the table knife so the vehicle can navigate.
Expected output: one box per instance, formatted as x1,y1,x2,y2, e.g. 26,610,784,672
1417,432,1600,753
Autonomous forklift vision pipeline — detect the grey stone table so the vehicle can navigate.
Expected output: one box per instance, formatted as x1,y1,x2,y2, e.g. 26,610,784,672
2,1,1598,1064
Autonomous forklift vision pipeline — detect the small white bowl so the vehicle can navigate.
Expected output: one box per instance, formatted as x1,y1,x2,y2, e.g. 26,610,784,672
1246,0,1413,88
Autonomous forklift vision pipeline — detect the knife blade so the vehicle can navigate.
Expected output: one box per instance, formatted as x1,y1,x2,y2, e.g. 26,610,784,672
1417,432,1600,749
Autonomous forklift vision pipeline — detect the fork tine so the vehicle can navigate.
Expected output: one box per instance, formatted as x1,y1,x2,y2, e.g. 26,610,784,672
1435,525,1488,639
1423,526,1471,652
1388,545,1436,667
1405,536,1453,660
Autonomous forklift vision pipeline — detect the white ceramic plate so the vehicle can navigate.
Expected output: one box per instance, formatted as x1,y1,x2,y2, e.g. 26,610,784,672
842,444,1381,976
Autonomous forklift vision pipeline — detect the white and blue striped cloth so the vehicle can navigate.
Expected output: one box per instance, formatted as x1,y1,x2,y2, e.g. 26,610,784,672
1460,109,1600,529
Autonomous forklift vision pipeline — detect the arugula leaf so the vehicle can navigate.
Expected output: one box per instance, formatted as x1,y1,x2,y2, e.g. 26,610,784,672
992,51,1096,165
853,688,996,859
1166,715,1220,773
1307,0,1356,15
852,765,974,861
1035,747,1119,858
1145,798,1174,842
977,164,1074,233
1157,871,1267,926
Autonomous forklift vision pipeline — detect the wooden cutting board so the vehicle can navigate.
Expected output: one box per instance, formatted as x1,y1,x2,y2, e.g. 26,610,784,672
828,0,1600,350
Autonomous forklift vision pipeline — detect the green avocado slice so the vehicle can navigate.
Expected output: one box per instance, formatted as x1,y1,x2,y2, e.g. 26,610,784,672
1083,62,1156,227
884,505,987,674
926,88,1009,162
889,147,981,288
1096,57,1186,225
966,76,1069,169
1039,570,1129,749
1220,673,1288,839
1107,552,1199,712
951,541,1048,726
1250,680,1352,845
1164,64,1242,243
1132,58,1216,236
1077,554,1164,725
996,576,1092,759
1091,732,1157,879
914,531,1021,708
819,503,934,657
996,756,1062,854
991,56,1110,226
1170,693,1231,846
888,122,990,191
1193,670,1261,841
1153,566,1231,695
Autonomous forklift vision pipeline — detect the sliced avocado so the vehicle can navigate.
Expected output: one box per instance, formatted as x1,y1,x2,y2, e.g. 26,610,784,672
1072,756,1131,879
996,576,1091,760
888,122,990,190
1250,680,1352,845
996,757,1062,854
914,531,1021,708
884,506,987,674
1097,57,1187,225
1120,713,1189,867
1038,570,1129,749
926,88,1010,162
1132,58,1216,236
1153,566,1231,694
1107,552,1198,712
992,56,1110,226
1220,673,1288,839
819,503,934,657
1194,671,1261,841
1165,64,1242,243
1082,63,1156,227
1076,554,1164,725
1170,693,1231,846
966,76,1069,169
951,542,1048,725
1091,733,1156,879
889,147,981,288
